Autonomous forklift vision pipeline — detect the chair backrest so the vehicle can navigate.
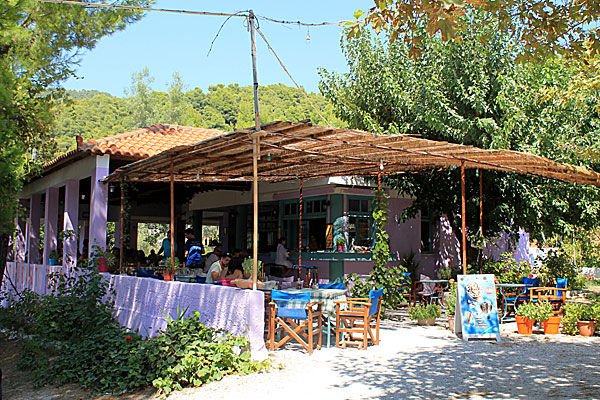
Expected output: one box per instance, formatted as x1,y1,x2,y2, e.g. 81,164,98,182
556,277,568,297
368,289,384,316
420,274,435,294
520,276,540,295
271,289,310,318
318,282,344,289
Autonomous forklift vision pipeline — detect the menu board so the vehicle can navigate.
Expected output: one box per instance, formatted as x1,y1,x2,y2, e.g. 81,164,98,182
325,224,333,250
455,274,500,341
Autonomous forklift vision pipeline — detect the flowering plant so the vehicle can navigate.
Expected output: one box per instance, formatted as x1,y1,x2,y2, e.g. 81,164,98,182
481,253,532,284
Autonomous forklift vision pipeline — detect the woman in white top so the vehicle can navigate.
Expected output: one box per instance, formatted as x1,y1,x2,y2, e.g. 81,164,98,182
275,237,295,268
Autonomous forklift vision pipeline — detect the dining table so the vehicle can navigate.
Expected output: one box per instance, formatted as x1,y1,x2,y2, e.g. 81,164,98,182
411,279,449,308
496,283,528,323
280,287,347,348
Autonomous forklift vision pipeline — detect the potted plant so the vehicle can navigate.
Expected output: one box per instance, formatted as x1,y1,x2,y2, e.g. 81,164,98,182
534,301,561,335
48,250,60,266
446,283,457,332
335,238,346,252
163,257,180,281
91,245,116,273
409,303,441,326
515,302,536,335
577,302,599,337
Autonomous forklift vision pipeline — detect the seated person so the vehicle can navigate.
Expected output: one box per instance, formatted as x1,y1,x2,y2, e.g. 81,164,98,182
224,258,244,280
308,235,321,251
206,252,232,283
276,238,297,277
203,244,222,273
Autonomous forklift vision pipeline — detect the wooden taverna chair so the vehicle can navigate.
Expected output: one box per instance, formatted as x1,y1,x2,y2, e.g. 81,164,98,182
335,288,384,350
267,289,323,354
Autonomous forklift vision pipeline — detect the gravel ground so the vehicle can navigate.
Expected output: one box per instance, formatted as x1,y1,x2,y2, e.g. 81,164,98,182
168,311,600,400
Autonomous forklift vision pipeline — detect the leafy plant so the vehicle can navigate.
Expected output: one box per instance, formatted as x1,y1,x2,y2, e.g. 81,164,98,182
532,301,553,322
345,189,408,310
163,256,181,271
48,250,59,259
242,258,262,278
563,303,583,335
515,302,537,320
538,250,580,288
335,238,346,246
480,253,533,284
408,303,440,320
446,283,457,317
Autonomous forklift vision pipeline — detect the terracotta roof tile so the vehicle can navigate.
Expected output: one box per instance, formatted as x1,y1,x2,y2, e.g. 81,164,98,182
43,124,227,169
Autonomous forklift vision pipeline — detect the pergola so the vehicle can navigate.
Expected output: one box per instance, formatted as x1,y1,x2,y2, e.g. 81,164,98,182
106,120,600,285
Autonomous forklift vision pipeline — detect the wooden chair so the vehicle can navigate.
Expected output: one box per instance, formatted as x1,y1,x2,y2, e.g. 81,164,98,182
334,288,384,350
411,275,436,306
528,278,568,315
267,289,323,354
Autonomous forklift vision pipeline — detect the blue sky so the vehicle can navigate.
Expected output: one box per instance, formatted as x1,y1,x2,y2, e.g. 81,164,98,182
63,0,370,96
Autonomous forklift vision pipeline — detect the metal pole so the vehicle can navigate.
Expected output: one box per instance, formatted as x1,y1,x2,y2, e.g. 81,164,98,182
299,178,303,284
479,169,483,273
170,158,175,274
119,180,124,274
249,10,261,290
461,162,467,274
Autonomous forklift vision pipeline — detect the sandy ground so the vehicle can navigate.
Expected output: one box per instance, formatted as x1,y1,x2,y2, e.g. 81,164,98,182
3,311,600,400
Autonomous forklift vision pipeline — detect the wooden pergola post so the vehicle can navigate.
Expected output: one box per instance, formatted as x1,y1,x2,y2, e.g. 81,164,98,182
119,179,124,274
249,10,260,290
461,161,467,274
170,158,175,273
479,169,483,273
298,178,303,283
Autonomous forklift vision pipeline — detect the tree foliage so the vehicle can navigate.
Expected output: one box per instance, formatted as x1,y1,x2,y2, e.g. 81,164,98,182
53,77,344,152
0,0,150,285
320,25,600,260
348,0,600,61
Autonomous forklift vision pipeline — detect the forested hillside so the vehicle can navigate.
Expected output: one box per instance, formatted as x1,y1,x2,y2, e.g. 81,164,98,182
53,74,344,152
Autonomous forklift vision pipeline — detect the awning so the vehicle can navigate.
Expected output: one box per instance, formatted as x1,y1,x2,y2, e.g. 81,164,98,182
105,120,600,186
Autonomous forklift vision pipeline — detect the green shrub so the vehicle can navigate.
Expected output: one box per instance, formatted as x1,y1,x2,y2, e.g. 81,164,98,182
150,309,269,397
515,301,537,320
4,265,269,395
538,250,580,288
532,301,553,322
408,303,440,320
446,283,457,316
563,303,582,335
480,253,532,284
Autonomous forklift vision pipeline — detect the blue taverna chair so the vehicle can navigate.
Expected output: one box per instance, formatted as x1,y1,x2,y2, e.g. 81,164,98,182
267,290,323,354
334,288,384,350
318,282,345,290
528,277,568,315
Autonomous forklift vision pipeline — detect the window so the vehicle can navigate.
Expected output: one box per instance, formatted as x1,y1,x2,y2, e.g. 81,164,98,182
281,197,328,249
421,209,433,253
347,196,373,248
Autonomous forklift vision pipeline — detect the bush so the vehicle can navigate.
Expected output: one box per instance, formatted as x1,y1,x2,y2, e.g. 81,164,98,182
408,303,440,320
446,283,457,316
2,265,269,395
532,301,553,322
480,253,532,284
150,309,269,396
563,303,582,335
538,250,580,288
515,301,537,320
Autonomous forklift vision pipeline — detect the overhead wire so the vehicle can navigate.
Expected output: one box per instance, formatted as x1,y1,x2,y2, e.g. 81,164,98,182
255,26,333,127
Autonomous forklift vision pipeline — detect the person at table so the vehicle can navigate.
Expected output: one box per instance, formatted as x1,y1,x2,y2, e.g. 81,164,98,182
206,252,232,283
157,231,177,259
184,228,204,269
203,244,222,272
276,237,296,269
308,235,321,251
224,255,244,280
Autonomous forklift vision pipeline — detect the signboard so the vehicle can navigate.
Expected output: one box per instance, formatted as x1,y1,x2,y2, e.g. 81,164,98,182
325,224,333,250
455,274,500,342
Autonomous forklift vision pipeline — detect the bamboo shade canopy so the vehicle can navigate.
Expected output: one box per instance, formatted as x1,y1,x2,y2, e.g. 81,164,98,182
105,120,600,186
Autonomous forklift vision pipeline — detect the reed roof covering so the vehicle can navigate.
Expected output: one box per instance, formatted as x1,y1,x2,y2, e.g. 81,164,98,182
105,120,600,186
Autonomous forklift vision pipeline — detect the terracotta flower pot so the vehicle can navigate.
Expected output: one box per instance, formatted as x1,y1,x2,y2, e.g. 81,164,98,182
448,316,455,333
577,320,596,337
163,270,175,281
97,257,108,273
336,245,344,252
417,318,436,326
516,315,534,335
543,316,561,335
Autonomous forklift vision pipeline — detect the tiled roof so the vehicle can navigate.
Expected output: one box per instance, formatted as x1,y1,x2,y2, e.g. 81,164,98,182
43,124,227,169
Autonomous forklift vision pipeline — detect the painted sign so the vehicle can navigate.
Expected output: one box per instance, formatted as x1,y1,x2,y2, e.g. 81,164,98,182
455,274,500,341
325,224,333,250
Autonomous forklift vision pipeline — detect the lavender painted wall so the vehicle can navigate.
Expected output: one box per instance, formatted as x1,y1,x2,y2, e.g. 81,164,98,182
1,263,267,360
43,187,59,265
482,228,531,264
63,180,79,266
28,193,41,264
89,155,110,256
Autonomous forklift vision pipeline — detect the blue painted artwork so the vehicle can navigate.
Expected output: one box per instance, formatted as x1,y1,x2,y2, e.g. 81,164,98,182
456,274,500,341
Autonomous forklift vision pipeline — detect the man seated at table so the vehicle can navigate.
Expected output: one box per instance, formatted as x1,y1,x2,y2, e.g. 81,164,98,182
203,244,222,273
206,252,232,283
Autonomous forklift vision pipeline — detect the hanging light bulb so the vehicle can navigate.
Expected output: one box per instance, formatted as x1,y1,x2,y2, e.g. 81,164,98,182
267,152,271,161
196,170,200,180
306,27,311,44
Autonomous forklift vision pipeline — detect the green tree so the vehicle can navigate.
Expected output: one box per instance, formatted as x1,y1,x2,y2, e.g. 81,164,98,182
320,26,600,262
0,0,150,288
348,0,600,60
126,67,158,129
